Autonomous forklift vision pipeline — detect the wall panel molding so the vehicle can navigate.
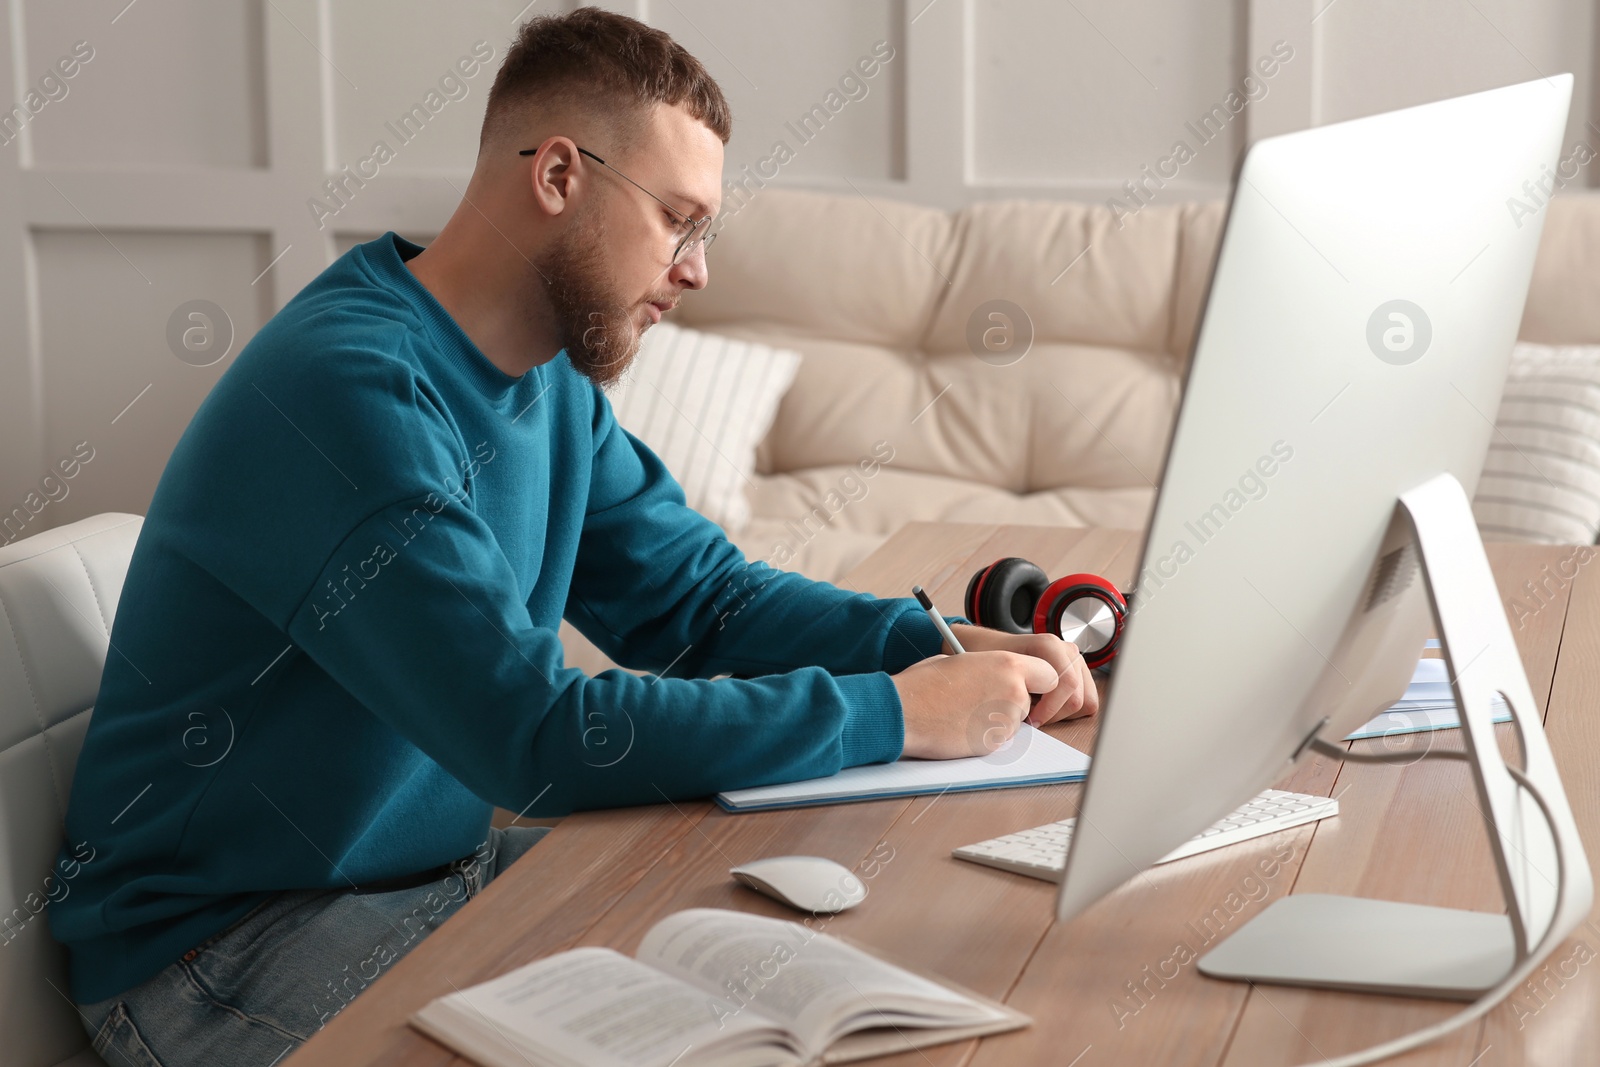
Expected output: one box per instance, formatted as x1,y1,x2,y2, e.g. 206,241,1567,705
1247,0,1318,140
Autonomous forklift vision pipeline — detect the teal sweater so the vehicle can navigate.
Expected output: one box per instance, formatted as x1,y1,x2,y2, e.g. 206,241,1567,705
52,234,951,1003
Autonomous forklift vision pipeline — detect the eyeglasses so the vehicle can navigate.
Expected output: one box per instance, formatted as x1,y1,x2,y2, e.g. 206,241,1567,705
519,145,716,265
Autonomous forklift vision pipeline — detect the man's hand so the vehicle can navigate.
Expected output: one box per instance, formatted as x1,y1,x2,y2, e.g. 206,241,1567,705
891,650,1062,760
944,624,1099,726
887,623,1101,760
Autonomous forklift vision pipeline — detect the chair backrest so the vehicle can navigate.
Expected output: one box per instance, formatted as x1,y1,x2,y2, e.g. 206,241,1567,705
0,514,142,1067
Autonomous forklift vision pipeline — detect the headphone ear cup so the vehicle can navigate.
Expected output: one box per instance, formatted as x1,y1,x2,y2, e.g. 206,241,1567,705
965,558,1049,634
963,567,988,626
1035,573,1128,668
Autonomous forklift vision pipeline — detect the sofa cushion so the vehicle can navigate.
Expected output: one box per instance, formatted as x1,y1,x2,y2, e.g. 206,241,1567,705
605,322,800,533
692,329,1178,498
1472,342,1600,544
927,199,1190,358
680,192,1203,497
684,188,955,349
1169,200,1229,366
748,466,1157,541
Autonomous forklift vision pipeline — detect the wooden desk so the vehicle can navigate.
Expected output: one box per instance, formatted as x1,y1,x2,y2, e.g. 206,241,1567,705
286,523,1599,1067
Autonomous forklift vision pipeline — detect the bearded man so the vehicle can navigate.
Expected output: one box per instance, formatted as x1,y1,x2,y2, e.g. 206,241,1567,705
53,9,1094,1065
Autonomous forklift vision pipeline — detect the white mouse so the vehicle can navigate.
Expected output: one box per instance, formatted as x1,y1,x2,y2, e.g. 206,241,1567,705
729,855,868,914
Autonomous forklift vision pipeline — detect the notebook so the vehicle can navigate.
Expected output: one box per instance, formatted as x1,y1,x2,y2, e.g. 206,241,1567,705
715,724,1090,812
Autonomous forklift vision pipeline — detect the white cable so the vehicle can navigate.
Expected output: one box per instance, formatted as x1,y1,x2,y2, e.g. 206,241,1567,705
1284,752,1564,1067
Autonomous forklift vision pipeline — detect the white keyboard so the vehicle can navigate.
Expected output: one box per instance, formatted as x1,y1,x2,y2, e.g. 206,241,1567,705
953,788,1338,883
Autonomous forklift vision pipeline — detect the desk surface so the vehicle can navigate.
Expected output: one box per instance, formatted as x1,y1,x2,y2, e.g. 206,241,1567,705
286,523,1600,1067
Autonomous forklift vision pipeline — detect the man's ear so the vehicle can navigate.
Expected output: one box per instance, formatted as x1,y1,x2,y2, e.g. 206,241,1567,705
527,136,581,219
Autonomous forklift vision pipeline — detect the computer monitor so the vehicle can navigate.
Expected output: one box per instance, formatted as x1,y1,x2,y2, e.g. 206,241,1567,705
1055,74,1590,1014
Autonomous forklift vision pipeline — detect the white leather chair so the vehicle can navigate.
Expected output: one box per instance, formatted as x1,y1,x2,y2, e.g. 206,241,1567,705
0,513,142,1067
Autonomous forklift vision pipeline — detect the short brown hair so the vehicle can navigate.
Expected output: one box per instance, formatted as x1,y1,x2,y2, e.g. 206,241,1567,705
481,7,732,154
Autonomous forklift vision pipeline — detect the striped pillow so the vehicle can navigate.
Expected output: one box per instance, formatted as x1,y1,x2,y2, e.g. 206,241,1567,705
1472,343,1600,544
604,322,802,533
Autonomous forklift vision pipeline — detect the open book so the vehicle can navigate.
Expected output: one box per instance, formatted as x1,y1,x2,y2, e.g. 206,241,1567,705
410,908,1028,1067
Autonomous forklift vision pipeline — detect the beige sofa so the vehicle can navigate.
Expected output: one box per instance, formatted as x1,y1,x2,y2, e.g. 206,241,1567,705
559,189,1600,675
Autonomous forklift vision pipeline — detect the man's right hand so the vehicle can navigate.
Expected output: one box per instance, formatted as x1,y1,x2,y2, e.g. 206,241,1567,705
890,651,1061,759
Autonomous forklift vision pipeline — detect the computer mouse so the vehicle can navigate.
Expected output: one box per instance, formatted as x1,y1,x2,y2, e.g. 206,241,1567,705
729,855,868,914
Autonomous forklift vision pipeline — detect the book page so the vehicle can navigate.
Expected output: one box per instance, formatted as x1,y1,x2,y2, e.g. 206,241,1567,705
637,909,1000,1053
427,945,796,1067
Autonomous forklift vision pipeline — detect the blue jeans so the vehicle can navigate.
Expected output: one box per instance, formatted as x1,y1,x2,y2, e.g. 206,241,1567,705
76,825,548,1067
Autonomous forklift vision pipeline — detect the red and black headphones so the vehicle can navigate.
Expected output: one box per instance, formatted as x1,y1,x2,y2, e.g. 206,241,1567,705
964,558,1131,669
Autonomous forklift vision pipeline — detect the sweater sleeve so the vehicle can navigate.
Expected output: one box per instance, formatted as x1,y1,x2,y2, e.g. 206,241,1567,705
179,346,913,818
285,493,909,816
562,394,953,679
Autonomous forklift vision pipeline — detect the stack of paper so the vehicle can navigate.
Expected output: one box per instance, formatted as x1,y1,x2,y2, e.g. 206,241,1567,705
1344,655,1511,741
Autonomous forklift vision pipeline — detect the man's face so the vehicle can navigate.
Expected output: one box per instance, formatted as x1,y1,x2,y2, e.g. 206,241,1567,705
536,105,723,386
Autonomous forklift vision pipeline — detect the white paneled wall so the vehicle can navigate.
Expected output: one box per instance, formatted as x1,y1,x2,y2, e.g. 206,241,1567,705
1315,0,1593,131
651,0,906,184
971,0,1243,189
0,0,1595,531
31,230,273,527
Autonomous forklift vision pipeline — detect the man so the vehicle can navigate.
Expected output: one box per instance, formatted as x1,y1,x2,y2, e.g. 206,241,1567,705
53,9,1096,1065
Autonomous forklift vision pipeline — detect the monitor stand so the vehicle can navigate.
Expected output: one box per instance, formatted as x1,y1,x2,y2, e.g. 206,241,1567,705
1197,472,1592,1001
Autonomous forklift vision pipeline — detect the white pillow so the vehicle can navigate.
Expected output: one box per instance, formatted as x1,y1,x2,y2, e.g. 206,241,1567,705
604,322,802,533
1472,342,1600,544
